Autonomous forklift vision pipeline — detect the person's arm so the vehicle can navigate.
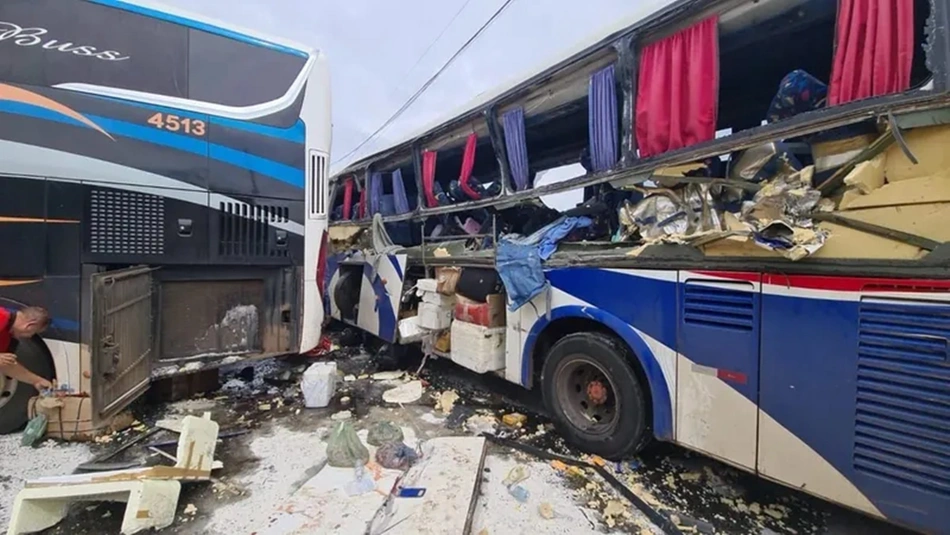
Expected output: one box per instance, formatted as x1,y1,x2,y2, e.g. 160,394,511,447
0,353,52,390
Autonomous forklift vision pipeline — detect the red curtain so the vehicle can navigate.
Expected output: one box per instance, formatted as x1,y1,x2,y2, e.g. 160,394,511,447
358,183,367,219
828,0,914,106
342,177,354,220
422,150,438,208
635,16,719,158
458,133,481,200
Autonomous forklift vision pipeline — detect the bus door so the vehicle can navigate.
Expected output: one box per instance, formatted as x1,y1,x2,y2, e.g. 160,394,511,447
356,253,408,343
676,272,762,470
90,266,157,420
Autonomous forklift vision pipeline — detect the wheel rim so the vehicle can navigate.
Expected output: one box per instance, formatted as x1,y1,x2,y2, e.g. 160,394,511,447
554,355,620,436
0,374,17,409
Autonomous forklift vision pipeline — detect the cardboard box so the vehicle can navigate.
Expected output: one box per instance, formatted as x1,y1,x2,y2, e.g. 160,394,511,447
435,267,461,295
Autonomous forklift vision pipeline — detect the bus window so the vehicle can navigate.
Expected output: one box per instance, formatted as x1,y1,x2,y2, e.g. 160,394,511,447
718,0,837,132
717,0,934,135
425,134,501,206
535,163,585,212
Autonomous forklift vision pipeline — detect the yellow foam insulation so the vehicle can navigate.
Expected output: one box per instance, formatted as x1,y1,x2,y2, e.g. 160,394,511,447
329,225,363,243
885,125,950,182
702,237,778,258
843,174,950,210
812,222,924,260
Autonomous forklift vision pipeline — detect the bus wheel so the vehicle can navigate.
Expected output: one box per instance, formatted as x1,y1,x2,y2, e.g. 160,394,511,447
0,337,54,434
541,332,648,460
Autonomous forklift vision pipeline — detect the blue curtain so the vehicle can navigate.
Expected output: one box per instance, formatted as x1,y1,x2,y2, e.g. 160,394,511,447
503,107,530,191
369,172,383,215
392,169,410,214
589,64,618,173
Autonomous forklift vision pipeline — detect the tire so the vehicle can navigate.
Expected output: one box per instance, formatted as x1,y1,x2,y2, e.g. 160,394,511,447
0,337,54,434
540,332,649,460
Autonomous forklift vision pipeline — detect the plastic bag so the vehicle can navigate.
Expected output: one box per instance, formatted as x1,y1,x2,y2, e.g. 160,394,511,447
375,442,418,470
326,421,369,468
367,421,404,446
21,413,48,447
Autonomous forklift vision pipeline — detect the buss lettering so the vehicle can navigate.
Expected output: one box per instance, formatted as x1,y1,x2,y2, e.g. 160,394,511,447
0,22,130,61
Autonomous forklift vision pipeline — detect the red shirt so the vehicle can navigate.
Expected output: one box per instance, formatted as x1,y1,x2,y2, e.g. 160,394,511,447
0,308,14,353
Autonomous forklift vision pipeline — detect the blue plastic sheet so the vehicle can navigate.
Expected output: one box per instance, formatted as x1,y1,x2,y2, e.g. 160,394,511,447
498,216,592,311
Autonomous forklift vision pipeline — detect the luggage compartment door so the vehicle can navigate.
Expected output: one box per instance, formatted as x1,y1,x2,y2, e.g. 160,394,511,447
676,274,761,469
91,265,157,419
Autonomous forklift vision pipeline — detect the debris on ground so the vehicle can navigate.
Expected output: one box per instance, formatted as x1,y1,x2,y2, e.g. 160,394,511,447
381,380,424,404
538,502,555,519
183,503,198,516
370,370,405,381
434,390,460,414
465,413,498,435
503,465,530,487
301,361,338,408
502,412,527,428
330,410,352,421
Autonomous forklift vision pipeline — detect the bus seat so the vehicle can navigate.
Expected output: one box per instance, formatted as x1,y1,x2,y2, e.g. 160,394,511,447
342,177,355,220
766,69,828,124
392,169,410,214
502,107,530,191
423,150,439,208
459,133,481,200
589,64,618,173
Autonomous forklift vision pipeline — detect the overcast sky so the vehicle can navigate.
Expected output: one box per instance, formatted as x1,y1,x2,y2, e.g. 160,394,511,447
161,0,670,172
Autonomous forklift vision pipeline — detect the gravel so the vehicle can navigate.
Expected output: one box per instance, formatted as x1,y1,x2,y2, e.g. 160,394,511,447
0,434,92,527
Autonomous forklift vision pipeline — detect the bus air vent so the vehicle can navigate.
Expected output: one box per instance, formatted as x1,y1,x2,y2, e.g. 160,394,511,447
218,202,289,258
89,189,165,255
855,297,950,498
682,281,755,332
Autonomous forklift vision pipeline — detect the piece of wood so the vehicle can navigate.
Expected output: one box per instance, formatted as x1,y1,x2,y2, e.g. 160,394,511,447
381,437,487,535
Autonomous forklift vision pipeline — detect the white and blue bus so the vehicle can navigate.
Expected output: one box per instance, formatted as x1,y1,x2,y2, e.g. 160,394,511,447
325,0,949,533
0,0,329,436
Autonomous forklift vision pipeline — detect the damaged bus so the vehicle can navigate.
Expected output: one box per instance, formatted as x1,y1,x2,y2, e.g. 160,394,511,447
0,0,330,436
326,0,947,532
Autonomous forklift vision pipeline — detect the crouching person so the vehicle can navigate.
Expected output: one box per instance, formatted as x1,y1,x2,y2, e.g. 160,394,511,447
0,306,53,391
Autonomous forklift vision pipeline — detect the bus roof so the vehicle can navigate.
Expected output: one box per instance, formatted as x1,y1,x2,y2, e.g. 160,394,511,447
333,0,682,176
90,0,317,58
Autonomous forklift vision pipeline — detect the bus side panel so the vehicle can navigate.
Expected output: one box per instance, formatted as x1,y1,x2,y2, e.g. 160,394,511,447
758,275,950,532
356,254,406,343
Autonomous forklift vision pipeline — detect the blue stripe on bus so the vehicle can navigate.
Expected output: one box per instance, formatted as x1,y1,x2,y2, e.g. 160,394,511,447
84,0,310,58
0,101,304,188
84,94,306,144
